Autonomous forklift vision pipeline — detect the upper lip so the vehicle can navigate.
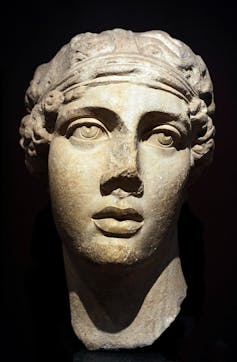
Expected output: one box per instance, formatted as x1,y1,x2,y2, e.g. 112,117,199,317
92,206,143,222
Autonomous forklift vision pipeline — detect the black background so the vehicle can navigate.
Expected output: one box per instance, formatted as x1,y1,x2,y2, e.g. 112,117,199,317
1,1,237,361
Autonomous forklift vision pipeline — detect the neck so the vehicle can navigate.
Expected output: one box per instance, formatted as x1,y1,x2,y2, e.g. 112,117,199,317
62,231,187,350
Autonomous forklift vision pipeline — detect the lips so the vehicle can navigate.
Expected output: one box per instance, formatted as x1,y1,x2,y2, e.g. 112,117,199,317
92,206,144,237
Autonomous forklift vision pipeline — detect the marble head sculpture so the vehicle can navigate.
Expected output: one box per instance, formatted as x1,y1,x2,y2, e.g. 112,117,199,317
19,29,215,350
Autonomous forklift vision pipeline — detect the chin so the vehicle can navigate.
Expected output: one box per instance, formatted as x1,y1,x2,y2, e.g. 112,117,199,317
75,236,152,266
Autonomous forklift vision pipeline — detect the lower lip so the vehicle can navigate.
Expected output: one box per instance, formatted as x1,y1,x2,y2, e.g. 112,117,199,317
93,218,143,237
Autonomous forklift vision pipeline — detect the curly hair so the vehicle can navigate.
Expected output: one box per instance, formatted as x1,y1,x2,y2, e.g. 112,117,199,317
19,29,215,182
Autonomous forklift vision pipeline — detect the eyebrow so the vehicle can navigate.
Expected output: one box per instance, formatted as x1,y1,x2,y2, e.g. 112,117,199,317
138,111,190,135
56,105,190,136
56,106,120,134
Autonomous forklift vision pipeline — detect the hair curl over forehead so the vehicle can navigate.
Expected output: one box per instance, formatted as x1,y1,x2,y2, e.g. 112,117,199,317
19,29,215,182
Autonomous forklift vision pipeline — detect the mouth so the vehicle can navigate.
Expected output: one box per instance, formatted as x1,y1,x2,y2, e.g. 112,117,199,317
92,206,144,238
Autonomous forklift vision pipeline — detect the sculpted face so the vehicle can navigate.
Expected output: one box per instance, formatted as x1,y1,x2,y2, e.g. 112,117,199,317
48,83,192,265
20,29,215,349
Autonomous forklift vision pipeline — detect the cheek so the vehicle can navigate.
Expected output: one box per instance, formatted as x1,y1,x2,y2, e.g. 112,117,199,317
48,137,106,225
136,147,191,254
140,146,191,214
49,137,106,189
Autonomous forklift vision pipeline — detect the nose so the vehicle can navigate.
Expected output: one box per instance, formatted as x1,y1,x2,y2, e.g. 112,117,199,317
100,137,144,198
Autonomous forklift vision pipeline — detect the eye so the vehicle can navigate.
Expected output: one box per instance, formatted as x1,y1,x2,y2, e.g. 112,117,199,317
74,125,103,139
66,118,109,142
148,131,174,147
144,125,181,149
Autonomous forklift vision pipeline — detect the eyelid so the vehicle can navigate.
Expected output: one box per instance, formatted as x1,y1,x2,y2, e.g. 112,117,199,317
143,124,181,140
65,118,109,138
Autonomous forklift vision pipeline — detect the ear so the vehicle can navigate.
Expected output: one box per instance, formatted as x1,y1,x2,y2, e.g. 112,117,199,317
188,138,215,188
187,97,215,188
19,105,51,185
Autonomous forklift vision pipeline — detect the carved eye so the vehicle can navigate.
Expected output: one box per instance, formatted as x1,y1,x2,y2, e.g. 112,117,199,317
66,118,109,142
73,125,103,139
144,125,180,149
148,132,174,147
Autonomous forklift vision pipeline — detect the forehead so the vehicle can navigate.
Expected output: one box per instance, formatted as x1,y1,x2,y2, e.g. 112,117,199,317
57,82,190,131
63,83,188,113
